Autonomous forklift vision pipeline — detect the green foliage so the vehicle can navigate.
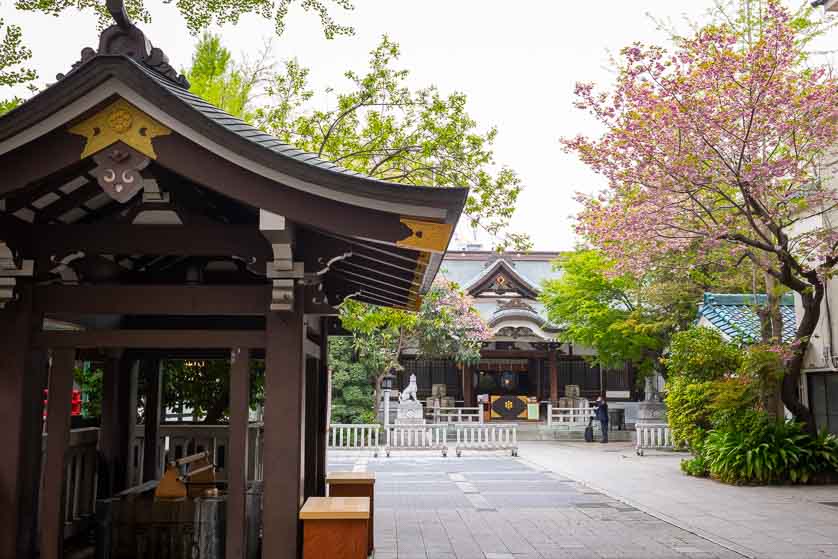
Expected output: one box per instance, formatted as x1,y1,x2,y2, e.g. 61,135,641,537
541,250,662,371
328,337,376,424
665,377,716,450
681,455,708,477
185,33,268,121
14,0,354,38
0,18,36,112
335,280,489,420
257,36,526,249
75,364,103,418
163,359,265,423
663,327,742,383
701,419,838,484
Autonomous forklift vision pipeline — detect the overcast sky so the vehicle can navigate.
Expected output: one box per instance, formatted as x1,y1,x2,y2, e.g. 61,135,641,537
3,1,835,250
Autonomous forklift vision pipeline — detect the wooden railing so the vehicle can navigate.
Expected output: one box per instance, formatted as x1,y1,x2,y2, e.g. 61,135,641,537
41,427,100,540
130,423,265,486
426,406,483,424
328,424,381,451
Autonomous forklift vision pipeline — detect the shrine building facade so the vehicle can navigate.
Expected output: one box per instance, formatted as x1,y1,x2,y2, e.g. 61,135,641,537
397,249,638,420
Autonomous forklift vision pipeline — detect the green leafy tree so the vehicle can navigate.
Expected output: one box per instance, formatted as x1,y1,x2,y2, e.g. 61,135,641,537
257,36,527,249
541,250,703,375
14,0,355,38
185,33,271,121
335,279,490,417
162,359,265,423
328,337,376,424
0,17,35,115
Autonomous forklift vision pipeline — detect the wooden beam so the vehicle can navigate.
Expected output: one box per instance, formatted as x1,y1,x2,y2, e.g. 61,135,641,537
34,329,265,349
262,287,305,559
41,348,75,559
11,223,271,262
549,350,558,404
35,181,100,224
227,348,251,559
35,285,271,316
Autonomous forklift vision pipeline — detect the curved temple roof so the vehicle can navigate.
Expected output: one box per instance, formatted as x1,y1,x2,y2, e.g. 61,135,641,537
0,14,469,308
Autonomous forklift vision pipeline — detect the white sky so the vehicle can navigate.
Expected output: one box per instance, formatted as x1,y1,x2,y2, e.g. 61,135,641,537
3,0,835,250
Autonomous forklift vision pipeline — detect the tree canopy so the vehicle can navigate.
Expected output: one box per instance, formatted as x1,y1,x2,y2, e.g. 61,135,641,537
563,0,838,431
0,17,35,115
14,0,355,38
256,36,527,250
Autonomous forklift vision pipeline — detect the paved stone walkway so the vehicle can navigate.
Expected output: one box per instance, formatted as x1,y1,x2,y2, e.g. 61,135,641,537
519,441,838,559
328,453,742,559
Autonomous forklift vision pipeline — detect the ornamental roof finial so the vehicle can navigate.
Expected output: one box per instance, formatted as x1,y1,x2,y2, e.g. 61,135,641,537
106,0,134,29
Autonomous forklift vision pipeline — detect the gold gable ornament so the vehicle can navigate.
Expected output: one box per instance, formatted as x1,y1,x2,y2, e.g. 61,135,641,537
69,99,171,160
396,218,453,253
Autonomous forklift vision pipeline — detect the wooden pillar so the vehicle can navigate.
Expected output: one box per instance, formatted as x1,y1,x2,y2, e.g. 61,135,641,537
41,348,76,559
262,286,305,559
227,347,251,559
141,359,162,482
549,349,558,403
17,349,49,559
0,286,42,559
316,323,329,497
462,364,474,407
100,351,130,497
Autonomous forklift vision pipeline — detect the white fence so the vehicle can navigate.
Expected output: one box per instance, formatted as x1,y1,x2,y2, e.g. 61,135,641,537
328,424,382,452
454,423,517,456
635,423,673,454
383,424,449,456
427,406,483,424
546,405,595,428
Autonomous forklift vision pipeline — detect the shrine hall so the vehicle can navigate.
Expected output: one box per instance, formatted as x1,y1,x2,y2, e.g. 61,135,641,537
0,2,466,558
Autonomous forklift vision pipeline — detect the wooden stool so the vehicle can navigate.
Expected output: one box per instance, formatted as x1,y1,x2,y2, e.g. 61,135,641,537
327,472,376,555
299,497,369,559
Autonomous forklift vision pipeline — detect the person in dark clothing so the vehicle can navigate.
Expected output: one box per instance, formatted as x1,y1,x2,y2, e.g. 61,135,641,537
594,395,609,443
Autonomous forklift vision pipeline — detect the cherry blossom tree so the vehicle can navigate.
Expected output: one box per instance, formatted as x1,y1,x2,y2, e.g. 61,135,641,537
564,0,838,433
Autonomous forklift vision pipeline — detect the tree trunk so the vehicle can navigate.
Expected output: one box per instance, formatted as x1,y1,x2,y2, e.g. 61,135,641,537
758,273,784,419
783,284,823,436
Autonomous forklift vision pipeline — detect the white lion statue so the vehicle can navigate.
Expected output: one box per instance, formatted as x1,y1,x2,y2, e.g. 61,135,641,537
399,373,419,402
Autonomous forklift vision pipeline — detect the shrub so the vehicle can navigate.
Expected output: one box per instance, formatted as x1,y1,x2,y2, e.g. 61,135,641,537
701,419,838,484
681,455,708,477
665,377,716,449
663,327,742,382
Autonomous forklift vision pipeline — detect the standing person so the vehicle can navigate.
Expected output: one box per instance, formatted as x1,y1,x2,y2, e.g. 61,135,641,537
594,395,609,443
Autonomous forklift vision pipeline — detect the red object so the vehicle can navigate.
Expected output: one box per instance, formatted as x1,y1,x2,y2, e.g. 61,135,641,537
43,388,82,418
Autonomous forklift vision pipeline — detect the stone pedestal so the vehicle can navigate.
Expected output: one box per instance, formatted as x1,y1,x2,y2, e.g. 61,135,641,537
395,400,425,425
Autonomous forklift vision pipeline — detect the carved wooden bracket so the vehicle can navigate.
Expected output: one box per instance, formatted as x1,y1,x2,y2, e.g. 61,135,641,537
90,146,151,203
0,241,34,308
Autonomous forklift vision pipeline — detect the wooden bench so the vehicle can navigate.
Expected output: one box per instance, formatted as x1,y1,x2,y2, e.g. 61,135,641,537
327,472,375,555
299,497,370,559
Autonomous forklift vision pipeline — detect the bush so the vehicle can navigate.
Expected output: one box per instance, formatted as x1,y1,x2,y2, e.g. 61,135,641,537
701,419,838,484
663,327,742,382
681,455,708,477
665,377,716,449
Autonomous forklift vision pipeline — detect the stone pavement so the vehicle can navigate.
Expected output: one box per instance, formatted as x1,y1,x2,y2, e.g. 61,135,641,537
328,452,743,558
518,441,838,559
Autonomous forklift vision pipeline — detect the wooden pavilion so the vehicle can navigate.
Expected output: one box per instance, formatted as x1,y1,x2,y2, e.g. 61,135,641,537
0,3,467,558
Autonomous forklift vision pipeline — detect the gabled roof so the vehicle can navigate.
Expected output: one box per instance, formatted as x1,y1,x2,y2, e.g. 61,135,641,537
0,12,469,309
697,293,796,344
463,258,541,298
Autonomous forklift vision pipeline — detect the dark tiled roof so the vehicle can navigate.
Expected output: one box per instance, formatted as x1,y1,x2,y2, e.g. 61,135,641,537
697,293,796,344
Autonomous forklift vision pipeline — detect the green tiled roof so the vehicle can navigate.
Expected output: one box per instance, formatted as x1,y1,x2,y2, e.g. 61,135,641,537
697,293,796,344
